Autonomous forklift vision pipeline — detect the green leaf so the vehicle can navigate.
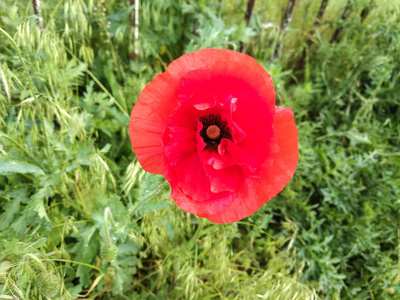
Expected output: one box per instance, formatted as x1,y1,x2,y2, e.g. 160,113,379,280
0,158,45,175
26,186,52,221
71,226,98,288
76,244,97,288
0,188,28,231
0,198,21,230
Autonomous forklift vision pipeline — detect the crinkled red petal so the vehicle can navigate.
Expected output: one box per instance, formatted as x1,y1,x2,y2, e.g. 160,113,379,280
163,156,234,216
130,49,274,174
206,107,298,223
164,126,197,166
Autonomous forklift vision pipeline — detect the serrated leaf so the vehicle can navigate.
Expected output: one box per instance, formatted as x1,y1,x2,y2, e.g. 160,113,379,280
0,198,21,230
116,241,140,256
0,189,28,232
76,244,97,288
0,158,45,175
10,216,29,236
112,259,137,295
26,186,52,221
71,226,98,288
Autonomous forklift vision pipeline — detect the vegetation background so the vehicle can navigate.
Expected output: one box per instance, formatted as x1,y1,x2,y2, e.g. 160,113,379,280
0,0,399,299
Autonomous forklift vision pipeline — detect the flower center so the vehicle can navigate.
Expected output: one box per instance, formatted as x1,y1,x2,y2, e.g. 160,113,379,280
206,125,221,140
199,114,232,151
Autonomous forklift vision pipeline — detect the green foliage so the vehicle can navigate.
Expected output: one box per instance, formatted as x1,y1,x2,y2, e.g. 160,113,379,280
0,0,399,299
0,261,11,283
37,272,61,298
0,158,45,176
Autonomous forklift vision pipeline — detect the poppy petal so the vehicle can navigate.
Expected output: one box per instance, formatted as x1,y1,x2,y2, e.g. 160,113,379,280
129,72,180,174
130,49,298,223
206,107,298,223
164,126,197,166
164,157,234,216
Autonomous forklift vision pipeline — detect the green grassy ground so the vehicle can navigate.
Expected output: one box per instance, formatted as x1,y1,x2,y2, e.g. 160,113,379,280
0,0,399,299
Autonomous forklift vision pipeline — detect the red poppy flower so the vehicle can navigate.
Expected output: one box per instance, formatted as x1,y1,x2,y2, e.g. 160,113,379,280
129,49,298,223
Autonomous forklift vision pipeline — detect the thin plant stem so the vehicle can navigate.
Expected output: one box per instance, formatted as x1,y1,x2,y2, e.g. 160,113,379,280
130,0,140,60
104,207,117,246
32,0,44,31
127,181,169,216
240,0,256,53
273,0,297,60
47,259,104,274
45,0,64,30
63,45,129,117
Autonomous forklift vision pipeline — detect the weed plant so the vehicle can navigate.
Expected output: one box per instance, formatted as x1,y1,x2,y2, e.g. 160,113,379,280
0,0,399,299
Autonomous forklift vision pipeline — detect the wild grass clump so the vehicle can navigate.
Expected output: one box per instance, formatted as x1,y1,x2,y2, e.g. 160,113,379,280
0,0,399,299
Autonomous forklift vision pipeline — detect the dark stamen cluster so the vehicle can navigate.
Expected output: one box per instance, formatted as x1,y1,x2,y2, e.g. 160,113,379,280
199,114,232,151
